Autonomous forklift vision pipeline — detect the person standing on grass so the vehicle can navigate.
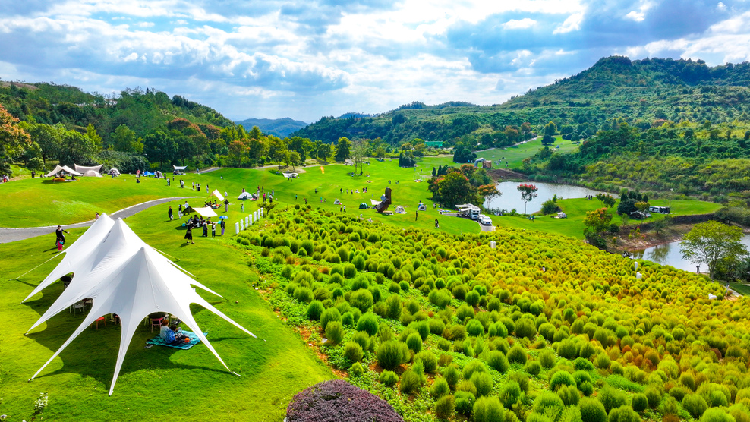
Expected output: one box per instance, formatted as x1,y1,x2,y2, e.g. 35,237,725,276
224,199,229,213
241,202,244,212
415,210,418,221
184,226,194,244
169,206,173,220
220,219,225,236
55,225,69,251
211,223,216,238
435,219,439,228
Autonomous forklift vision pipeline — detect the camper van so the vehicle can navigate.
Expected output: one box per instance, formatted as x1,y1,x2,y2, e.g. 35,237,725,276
456,204,481,220
649,206,671,214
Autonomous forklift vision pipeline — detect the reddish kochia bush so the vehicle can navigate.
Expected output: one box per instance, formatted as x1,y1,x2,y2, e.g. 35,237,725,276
286,379,404,422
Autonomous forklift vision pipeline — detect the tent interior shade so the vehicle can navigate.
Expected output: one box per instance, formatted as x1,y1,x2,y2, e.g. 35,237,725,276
173,165,188,170
74,164,102,176
24,216,256,395
44,165,82,177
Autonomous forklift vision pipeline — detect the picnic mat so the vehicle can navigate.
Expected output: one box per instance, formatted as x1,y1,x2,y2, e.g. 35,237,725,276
147,331,207,349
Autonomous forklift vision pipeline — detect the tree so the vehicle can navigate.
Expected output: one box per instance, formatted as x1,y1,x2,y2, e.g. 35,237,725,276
57,129,98,166
584,207,613,235
477,184,501,203
288,151,301,170
517,184,538,214
596,193,616,208
437,172,474,208
336,137,352,162
452,145,476,163
544,121,557,136
112,124,137,153
0,104,31,160
317,142,332,162
680,221,748,280
143,131,177,167
86,124,102,151
351,139,368,173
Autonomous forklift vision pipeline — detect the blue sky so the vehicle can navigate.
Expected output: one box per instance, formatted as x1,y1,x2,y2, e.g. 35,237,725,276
1,0,749,122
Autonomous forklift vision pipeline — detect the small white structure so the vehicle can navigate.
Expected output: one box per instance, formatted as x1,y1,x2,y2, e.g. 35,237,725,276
334,199,342,205
108,168,121,177
23,216,255,395
282,172,299,179
44,165,82,178
490,241,496,249
417,203,427,211
74,164,102,177
394,206,406,214
556,212,567,219
194,207,218,217
173,165,188,175
238,192,253,200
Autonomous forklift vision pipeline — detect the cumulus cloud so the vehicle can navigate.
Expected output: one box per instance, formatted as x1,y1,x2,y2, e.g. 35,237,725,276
0,0,749,121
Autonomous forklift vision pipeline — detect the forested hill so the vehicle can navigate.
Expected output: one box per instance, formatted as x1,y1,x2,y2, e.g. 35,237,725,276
292,56,750,145
0,82,233,145
234,117,307,138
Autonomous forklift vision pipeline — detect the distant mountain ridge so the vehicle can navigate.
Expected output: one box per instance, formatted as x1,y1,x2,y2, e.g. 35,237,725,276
291,56,750,144
234,117,308,138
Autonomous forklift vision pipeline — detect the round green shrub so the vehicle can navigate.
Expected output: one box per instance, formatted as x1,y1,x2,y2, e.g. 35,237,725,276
608,405,640,422
515,318,537,340
455,391,475,416
499,381,522,408
579,397,607,422
320,308,341,330
525,360,541,377
574,357,595,371
466,290,480,306
356,312,379,336
550,371,576,391
409,320,430,340
379,370,398,387
400,369,422,395
699,408,736,422
669,386,689,402
434,395,455,420
679,373,696,391
467,319,484,336
325,321,345,344
384,294,401,320
507,345,527,364
344,342,364,362
377,340,408,370
456,304,474,321
557,339,578,359
482,351,508,373
293,287,314,303
579,381,594,397
350,289,373,312
406,333,423,353
435,365,457,389
573,370,592,388
471,372,494,397
488,322,508,338
534,391,564,414
557,385,580,406
539,323,556,342
644,386,661,408
341,311,355,327
462,360,488,380
631,394,648,412
430,377,450,398
599,387,627,413
539,349,557,368
306,301,325,320
595,353,611,370
510,372,529,393
429,318,446,335
473,396,506,422
415,351,437,374
348,362,364,376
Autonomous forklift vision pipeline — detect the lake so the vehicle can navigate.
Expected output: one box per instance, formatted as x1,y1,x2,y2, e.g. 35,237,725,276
632,235,750,272
484,181,605,214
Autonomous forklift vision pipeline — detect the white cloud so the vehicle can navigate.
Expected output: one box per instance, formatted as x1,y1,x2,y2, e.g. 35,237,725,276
717,2,727,11
553,12,583,34
136,22,154,27
625,2,653,22
122,52,138,62
502,18,537,30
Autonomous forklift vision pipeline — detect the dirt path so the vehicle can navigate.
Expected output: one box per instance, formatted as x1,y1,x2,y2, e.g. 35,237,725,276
0,196,195,244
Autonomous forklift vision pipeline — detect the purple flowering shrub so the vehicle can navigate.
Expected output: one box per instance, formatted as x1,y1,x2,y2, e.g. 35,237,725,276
286,379,403,422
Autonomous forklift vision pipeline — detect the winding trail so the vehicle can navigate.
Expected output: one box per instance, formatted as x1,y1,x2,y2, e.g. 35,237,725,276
0,196,195,244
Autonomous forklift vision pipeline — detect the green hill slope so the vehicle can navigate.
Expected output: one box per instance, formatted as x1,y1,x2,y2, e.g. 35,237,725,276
292,56,750,146
234,117,308,138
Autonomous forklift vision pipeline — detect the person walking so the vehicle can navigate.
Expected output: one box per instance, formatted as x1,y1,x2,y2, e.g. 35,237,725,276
211,223,216,238
220,219,225,236
435,219,440,228
169,206,173,220
202,221,208,237
241,202,244,212
55,225,69,251
224,199,229,213
415,210,418,221
184,226,194,244
178,204,183,219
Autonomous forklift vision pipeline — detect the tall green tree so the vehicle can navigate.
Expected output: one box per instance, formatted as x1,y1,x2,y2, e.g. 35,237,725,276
681,221,748,280
143,131,176,167
437,171,474,208
112,124,137,153
336,137,352,162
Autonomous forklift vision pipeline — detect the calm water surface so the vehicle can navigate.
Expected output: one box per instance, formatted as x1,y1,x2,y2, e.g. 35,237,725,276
484,182,606,214
632,235,750,271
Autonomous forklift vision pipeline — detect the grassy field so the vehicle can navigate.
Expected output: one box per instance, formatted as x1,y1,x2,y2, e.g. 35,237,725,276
488,198,723,240
476,136,579,169
0,201,333,421
0,176,177,227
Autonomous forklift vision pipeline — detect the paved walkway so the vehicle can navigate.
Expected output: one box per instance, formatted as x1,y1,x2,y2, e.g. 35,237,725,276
0,197,194,244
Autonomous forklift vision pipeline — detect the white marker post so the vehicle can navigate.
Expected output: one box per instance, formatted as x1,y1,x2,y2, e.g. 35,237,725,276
240,219,244,231
235,222,239,235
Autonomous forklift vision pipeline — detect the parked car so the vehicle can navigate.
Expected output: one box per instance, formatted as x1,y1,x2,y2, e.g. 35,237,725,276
479,215,492,226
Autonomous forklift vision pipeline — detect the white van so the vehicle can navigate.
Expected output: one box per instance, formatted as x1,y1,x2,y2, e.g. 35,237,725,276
479,215,492,226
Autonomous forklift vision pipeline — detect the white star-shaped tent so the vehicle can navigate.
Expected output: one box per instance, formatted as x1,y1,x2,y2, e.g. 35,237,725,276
24,215,256,395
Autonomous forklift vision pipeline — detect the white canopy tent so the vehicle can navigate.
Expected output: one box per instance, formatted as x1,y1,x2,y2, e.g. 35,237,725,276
173,165,188,171
74,164,102,177
212,190,225,201
44,165,82,178
193,207,218,217
24,217,256,395
394,206,406,214
108,168,120,176
238,192,253,200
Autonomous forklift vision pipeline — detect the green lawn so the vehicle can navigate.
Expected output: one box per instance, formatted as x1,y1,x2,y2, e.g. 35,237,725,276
0,203,332,421
488,197,722,240
476,136,579,168
0,176,178,227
